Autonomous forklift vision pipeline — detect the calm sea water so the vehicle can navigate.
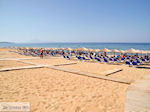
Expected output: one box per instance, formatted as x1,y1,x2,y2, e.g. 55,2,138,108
0,42,150,50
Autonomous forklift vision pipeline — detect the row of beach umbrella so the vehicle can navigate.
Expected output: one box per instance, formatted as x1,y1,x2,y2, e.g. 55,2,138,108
53,48,149,54
73,48,150,54
17,47,150,54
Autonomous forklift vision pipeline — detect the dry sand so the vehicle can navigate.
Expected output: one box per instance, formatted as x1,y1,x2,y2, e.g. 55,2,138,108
59,62,150,81
23,58,123,74
0,60,31,69
0,48,12,51
110,66,150,81
0,48,35,58
0,68,128,112
25,58,150,81
0,48,149,112
0,51,31,58
59,62,123,75
23,58,77,66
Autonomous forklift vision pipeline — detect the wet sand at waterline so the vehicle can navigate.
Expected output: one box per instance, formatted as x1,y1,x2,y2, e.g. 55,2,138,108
0,48,150,112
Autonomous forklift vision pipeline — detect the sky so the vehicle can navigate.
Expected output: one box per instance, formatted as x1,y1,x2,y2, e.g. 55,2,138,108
0,0,150,43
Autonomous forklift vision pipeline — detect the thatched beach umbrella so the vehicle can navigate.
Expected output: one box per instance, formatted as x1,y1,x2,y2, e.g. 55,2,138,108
88,48,94,52
74,48,79,51
138,50,149,56
136,50,146,56
147,50,150,54
81,47,89,51
25,47,29,50
47,48,52,50
111,49,120,56
92,49,100,52
66,48,72,51
44,48,49,50
120,50,126,54
126,48,138,54
147,51,150,56
142,50,149,55
134,50,142,56
60,48,65,50
112,49,120,53
75,48,81,51
32,47,37,50
101,48,111,52
51,48,57,50
101,48,111,55
98,49,102,52
76,47,88,51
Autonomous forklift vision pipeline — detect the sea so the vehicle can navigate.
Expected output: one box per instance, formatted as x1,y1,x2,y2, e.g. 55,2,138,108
0,42,150,50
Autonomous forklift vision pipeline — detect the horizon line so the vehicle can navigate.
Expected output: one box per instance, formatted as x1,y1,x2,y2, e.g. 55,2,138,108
1,41,150,44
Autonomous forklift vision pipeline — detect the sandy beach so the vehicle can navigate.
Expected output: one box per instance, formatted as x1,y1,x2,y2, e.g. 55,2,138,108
1,0,150,111
0,48,150,112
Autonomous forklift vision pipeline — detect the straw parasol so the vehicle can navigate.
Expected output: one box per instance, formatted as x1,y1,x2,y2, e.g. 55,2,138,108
126,48,138,54
98,49,103,52
47,48,53,50
88,48,94,52
111,49,120,53
142,50,149,54
51,48,57,50
147,51,150,56
101,48,111,56
120,50,126,54
60,48,65,50
76,47,88,51
139,50,150,56
147,50,150,54
92,49,100,52
66,48,72,51
81,47,89,51
111,49,120,56
101,48,111,52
